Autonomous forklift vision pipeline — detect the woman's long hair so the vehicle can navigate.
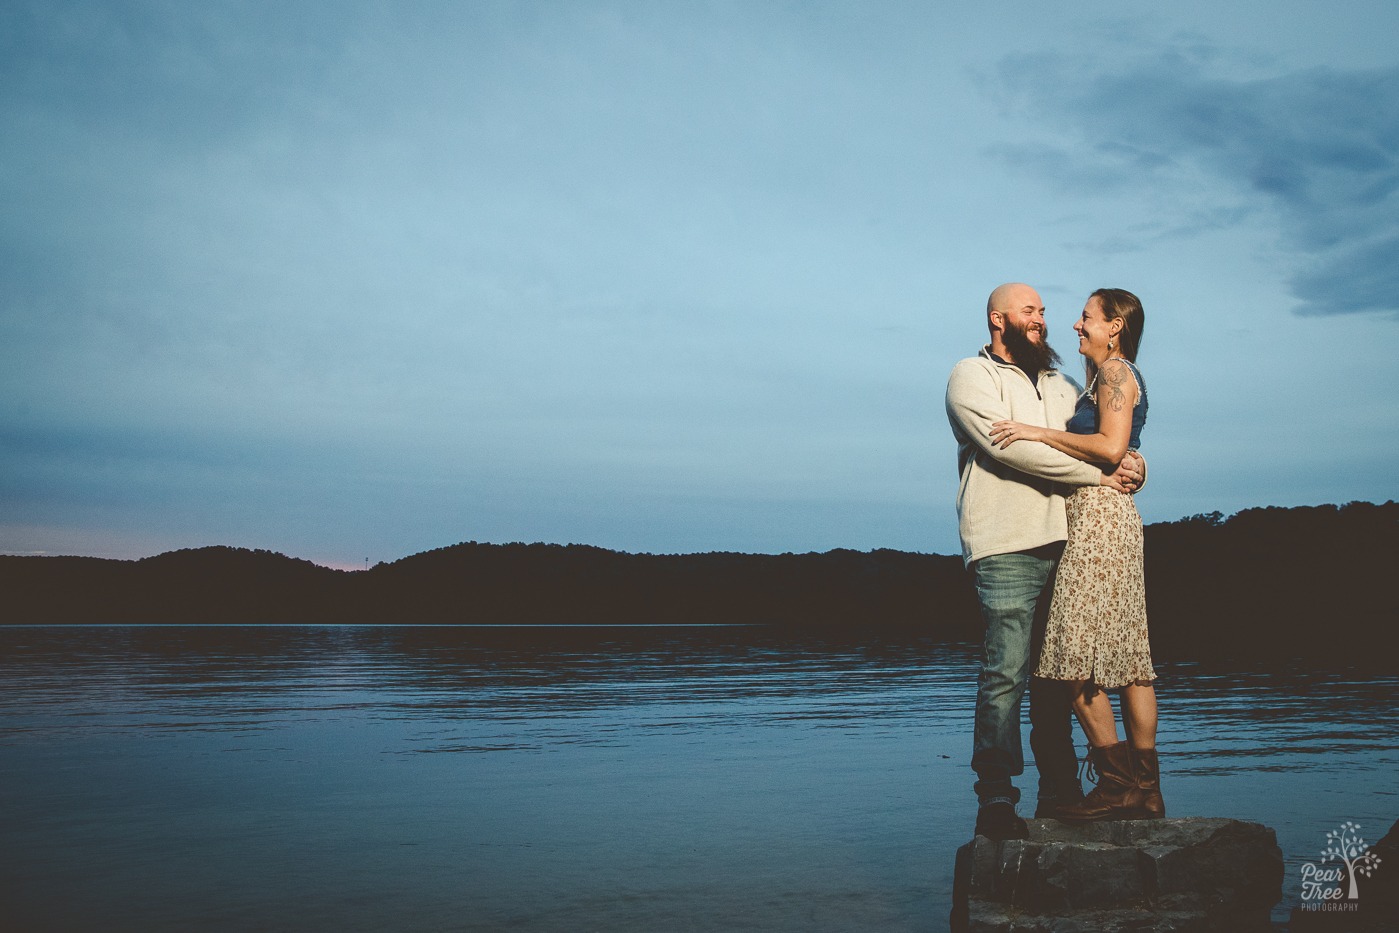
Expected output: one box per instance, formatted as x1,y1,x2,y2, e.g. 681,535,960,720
1085,288,1145,389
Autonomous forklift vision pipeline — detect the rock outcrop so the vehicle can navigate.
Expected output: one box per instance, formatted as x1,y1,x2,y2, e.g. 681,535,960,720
951,817,1283,932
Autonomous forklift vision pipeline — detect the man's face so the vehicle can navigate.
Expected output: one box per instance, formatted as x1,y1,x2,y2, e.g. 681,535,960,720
997,289,1060,371
999,291,1046,344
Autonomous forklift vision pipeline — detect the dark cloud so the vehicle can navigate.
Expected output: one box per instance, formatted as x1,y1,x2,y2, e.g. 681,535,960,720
996,47,1399,316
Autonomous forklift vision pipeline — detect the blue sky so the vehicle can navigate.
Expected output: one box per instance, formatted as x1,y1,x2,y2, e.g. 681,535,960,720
3,1,1397,568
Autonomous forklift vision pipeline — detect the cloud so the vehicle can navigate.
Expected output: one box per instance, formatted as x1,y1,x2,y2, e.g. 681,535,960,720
993,45,1399,316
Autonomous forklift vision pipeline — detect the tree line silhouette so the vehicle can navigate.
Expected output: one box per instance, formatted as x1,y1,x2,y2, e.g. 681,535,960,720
3,501,1392,660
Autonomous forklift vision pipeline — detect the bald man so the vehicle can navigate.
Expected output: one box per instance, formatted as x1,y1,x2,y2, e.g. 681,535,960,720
946,282,1143,840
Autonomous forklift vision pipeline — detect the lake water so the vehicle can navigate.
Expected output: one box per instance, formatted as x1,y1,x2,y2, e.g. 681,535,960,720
3,625,1396,931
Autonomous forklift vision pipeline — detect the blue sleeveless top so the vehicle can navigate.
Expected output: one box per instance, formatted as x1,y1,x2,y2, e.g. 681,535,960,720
1066,359,1147,450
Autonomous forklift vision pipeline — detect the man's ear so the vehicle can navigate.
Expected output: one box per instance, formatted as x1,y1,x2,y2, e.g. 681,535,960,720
988,311,1003,333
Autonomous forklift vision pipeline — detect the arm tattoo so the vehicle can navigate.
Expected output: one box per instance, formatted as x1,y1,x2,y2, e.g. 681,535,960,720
1102,362,1128,412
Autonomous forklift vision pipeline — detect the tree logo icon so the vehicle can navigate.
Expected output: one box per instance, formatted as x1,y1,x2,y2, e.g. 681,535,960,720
1323,821,1382,899
1300,820,1382,908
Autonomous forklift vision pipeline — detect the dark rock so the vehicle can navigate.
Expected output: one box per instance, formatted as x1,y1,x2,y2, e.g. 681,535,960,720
951,818,1283,932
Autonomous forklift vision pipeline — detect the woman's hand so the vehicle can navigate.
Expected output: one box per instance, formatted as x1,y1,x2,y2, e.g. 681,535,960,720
989,420,1046,449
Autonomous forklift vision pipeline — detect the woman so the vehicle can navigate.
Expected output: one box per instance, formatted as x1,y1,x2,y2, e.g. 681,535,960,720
987,287,1163,823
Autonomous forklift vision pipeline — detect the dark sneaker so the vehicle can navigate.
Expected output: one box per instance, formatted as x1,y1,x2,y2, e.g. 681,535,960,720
974,801,1028,840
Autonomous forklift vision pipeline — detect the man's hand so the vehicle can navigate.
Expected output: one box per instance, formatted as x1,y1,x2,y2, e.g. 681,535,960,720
1100,450,1145,493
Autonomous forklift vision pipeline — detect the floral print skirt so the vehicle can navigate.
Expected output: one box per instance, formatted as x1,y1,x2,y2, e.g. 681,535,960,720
1035,485,1156,689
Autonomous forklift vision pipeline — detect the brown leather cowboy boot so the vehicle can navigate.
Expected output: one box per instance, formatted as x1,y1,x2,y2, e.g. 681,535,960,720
1132,746,1166,819
1054,741,1150,822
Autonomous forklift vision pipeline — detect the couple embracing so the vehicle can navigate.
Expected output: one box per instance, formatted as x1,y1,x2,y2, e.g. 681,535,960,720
946,282,1161,841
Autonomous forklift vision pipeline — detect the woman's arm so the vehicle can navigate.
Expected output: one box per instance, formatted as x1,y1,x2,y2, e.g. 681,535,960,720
989,360,1138,468
945,358,1105,486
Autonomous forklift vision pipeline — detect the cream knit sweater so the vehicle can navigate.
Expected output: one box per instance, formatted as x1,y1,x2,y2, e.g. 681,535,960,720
946,348,1104,566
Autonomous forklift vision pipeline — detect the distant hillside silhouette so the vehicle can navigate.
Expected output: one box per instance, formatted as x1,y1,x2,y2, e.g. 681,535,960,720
1136,501,1394,658
3,501,1393,659
356,543,976,633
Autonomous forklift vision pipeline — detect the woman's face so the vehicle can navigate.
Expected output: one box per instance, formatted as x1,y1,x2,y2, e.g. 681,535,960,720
1073,297,1117,359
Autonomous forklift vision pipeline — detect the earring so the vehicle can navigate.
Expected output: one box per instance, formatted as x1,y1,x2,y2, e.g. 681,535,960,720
1108,338,1115,350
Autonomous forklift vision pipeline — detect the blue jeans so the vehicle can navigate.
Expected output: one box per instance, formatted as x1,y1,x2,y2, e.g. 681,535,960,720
970,543,1078,806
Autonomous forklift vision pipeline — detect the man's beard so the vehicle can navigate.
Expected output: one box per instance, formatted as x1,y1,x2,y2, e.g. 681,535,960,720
1003,320,1062,373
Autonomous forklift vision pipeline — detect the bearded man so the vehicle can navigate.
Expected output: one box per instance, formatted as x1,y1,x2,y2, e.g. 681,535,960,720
945,282,1143,839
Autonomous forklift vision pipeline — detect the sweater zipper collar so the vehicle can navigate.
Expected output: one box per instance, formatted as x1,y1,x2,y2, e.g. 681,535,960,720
985,347,1049,400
